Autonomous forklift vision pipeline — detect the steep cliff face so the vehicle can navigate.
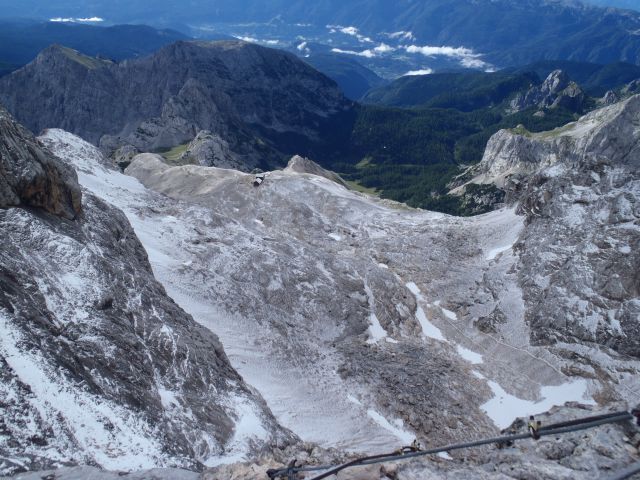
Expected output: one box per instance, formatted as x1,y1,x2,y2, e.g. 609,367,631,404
0,109,294,476
0,41,352,169
509,70,586,113
457,95,640,363
0,106,81,219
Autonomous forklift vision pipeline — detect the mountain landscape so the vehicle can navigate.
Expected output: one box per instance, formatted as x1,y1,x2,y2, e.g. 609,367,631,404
3,42,635,215
3,0,640,75
0,1,639,479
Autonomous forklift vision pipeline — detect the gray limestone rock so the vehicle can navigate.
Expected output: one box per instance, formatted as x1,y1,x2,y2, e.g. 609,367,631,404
284,155,348,187
0,106,81,220
4,93,639,478
178,130,249,170
601,90,620,106
459,95,640,358
111,144,140,170
510,70,585,113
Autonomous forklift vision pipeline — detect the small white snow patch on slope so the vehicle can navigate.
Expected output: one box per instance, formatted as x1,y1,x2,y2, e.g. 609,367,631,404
364,282,389,344
481,207,523,261
405,282,446,342
456,345,483,364
0,311,168,470
205,396,268,466
366,410,414,445
328,232,343,241
473,371,594,429
433,300,457,320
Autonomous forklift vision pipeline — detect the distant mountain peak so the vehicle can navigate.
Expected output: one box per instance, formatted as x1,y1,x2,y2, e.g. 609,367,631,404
37,44,113,69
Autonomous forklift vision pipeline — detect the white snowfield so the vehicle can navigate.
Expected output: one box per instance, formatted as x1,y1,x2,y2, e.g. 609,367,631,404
38,127,636,465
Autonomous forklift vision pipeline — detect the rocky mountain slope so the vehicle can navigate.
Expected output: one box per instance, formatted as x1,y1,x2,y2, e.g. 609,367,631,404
0,106,295,476
509,70,586,112
0,40,352,170
455,94,640,364
23,95,637,480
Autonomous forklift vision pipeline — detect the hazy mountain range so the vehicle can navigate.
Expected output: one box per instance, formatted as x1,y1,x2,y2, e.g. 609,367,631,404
1,0,640,69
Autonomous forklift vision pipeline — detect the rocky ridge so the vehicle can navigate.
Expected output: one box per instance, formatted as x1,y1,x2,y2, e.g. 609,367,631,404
509,70,585,113
0,108,295,476
177,130,242,170
455,94,640,365
0,41,351,170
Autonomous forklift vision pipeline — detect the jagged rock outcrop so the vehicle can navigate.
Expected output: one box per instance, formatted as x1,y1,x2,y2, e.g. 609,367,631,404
284,155,347,187
0,106,81,220
601,90,620,106
623,79,640,96
0,115,295,476
0,41,352,171
177,130,247,170
456,95,640,358
510,70,585,113
112,144,140,170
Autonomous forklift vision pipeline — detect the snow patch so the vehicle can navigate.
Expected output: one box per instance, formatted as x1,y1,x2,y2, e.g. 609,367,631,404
366,409,414,445
204,396,268,466
364,283,389,344
474,370,594,429
456,345,483,364
486,243,514,261
405,282,447,342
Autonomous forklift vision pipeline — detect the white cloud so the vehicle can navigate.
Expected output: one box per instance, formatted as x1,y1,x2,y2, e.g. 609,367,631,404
405,44,491,70
236,35,259,43
406,45,475,57
49,17,104,23
326,24,373,43
330,43,394,59
387,31,415,41
340,26,359,36
331,48,376,58
235,36,279,46
403,68,434,76
373,43,394,53
297,42,308,51
460,57,488,69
